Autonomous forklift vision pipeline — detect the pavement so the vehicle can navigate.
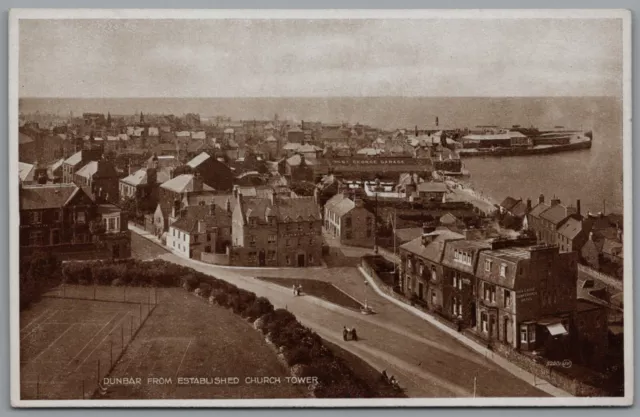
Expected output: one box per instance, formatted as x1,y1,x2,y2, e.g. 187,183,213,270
129,224,570,398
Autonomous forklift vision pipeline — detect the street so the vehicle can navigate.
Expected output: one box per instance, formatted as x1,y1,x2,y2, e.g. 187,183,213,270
131,231,548,398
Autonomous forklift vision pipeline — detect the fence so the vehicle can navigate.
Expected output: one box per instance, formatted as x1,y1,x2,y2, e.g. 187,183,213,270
24,285,158,400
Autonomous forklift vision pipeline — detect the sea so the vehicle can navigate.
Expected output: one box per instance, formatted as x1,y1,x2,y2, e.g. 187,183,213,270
20,96,624,215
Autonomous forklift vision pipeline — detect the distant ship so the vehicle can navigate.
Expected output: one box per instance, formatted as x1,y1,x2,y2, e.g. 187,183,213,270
457,126,593,158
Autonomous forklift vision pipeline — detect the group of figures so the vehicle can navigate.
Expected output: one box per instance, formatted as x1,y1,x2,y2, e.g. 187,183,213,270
343,326,358,341
380,370,401,391
291,284,303,296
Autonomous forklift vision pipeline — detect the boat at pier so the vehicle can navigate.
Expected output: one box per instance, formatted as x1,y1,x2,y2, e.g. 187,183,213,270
457,127,593,158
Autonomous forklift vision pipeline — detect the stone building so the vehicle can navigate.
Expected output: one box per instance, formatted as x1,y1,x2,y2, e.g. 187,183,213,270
323,191,375,248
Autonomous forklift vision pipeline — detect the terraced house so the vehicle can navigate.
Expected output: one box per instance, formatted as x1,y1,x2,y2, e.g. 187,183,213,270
398,227,464,312
231,194,322,267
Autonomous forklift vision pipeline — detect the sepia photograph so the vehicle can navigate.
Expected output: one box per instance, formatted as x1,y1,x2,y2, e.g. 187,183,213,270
9,9,632,407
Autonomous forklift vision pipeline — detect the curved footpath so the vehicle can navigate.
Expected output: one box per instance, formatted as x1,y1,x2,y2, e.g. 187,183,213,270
130,225,568,398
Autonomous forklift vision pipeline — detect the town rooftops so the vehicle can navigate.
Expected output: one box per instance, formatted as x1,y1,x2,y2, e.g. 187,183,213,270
417,182,448,193
441,239,492,274
327,195,356,218
171,204,232,234
75,161,99,179
539,203,570,224
265,135,277,143
557,217,585,240
500,196,520,211
282,142,302,151
187,152,211,169
75,160,118,180
19,183,81,210
63,151,83,166
286,154,314,167
277,196,321,222
602,238,623,259
529,202,551,217
400,229,465,263
19,162,35,182
160,174,214,194
19,132,35,145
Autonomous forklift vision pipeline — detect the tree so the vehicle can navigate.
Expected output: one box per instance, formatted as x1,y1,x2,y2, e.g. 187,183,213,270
290,181,316,197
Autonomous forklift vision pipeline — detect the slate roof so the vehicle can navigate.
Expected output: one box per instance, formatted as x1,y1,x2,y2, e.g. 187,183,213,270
539,204,569,224
394,227,424,243
64,151,83,166
75,161,99,179
400,230,465,263
500,197,520,211
160,174,214,193
286,154,314,167
440,212,459,225
171,204,232,234
557,217,584,240
19,162,35,182
276,196,321,222
187,152,211,169
511,200,528,217
529,202,551,217
20,184,81,210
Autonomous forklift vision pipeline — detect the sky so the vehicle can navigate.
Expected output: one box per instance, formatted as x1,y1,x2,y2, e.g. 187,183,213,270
19,18,623,98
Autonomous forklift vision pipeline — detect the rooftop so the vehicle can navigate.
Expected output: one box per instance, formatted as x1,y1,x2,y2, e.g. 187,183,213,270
20,183,81,210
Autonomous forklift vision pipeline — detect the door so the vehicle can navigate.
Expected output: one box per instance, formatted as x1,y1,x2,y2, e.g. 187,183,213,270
297,253,305,267
258,250,266,266
418,282,424,300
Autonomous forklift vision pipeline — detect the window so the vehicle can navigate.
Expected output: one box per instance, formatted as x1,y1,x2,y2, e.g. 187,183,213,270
53,210,62,222
504,290,512,307
308,237,313,246
431,291,436,305
419,263,424,276
481,313,488,333
193,235,198,243
298,223,303,232
309,254,314,264
27,211,42,224
28,230,44,246
454,250,459,261
500,264,507,278
521,327,528,342
484,259,492,272
249,252,257,263
268,250,276,261
406,258,412,271
249,235,256,247
268,234,276,244
286,255,291,265
452,274,457,288
173,229,176,237
207,233,212,242
286,238,291,247
76,211,86,224
431,266,437,281
458,277,463,290
529,327,536,343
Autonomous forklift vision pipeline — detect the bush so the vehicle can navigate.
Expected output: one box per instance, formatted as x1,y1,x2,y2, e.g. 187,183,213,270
199,283,212,298
243,297,275,321
284,345,312,366
181,274,199,292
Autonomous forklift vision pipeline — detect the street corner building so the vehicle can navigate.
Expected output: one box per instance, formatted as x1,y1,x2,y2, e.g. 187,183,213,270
399,229,610,371
230,193,323,267
18,183,131,260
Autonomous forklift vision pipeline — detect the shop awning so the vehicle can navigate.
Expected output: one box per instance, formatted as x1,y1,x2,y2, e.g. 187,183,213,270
546,322,568,336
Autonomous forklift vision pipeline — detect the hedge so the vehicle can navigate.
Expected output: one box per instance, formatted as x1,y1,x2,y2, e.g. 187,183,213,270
62,259,386,398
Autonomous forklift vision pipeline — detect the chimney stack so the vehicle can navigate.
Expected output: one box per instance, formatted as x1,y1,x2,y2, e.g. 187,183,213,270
526,198,532,212
550,196,561,206
538,194,545,205
576,199,581,216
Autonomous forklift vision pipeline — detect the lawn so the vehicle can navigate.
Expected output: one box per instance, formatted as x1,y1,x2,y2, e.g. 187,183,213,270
20,296,153,400
256,277,365,311
99,287,308,399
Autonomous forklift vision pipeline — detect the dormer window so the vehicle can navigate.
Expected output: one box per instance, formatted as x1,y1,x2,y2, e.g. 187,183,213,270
500,264,507,278
484,259,492,272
